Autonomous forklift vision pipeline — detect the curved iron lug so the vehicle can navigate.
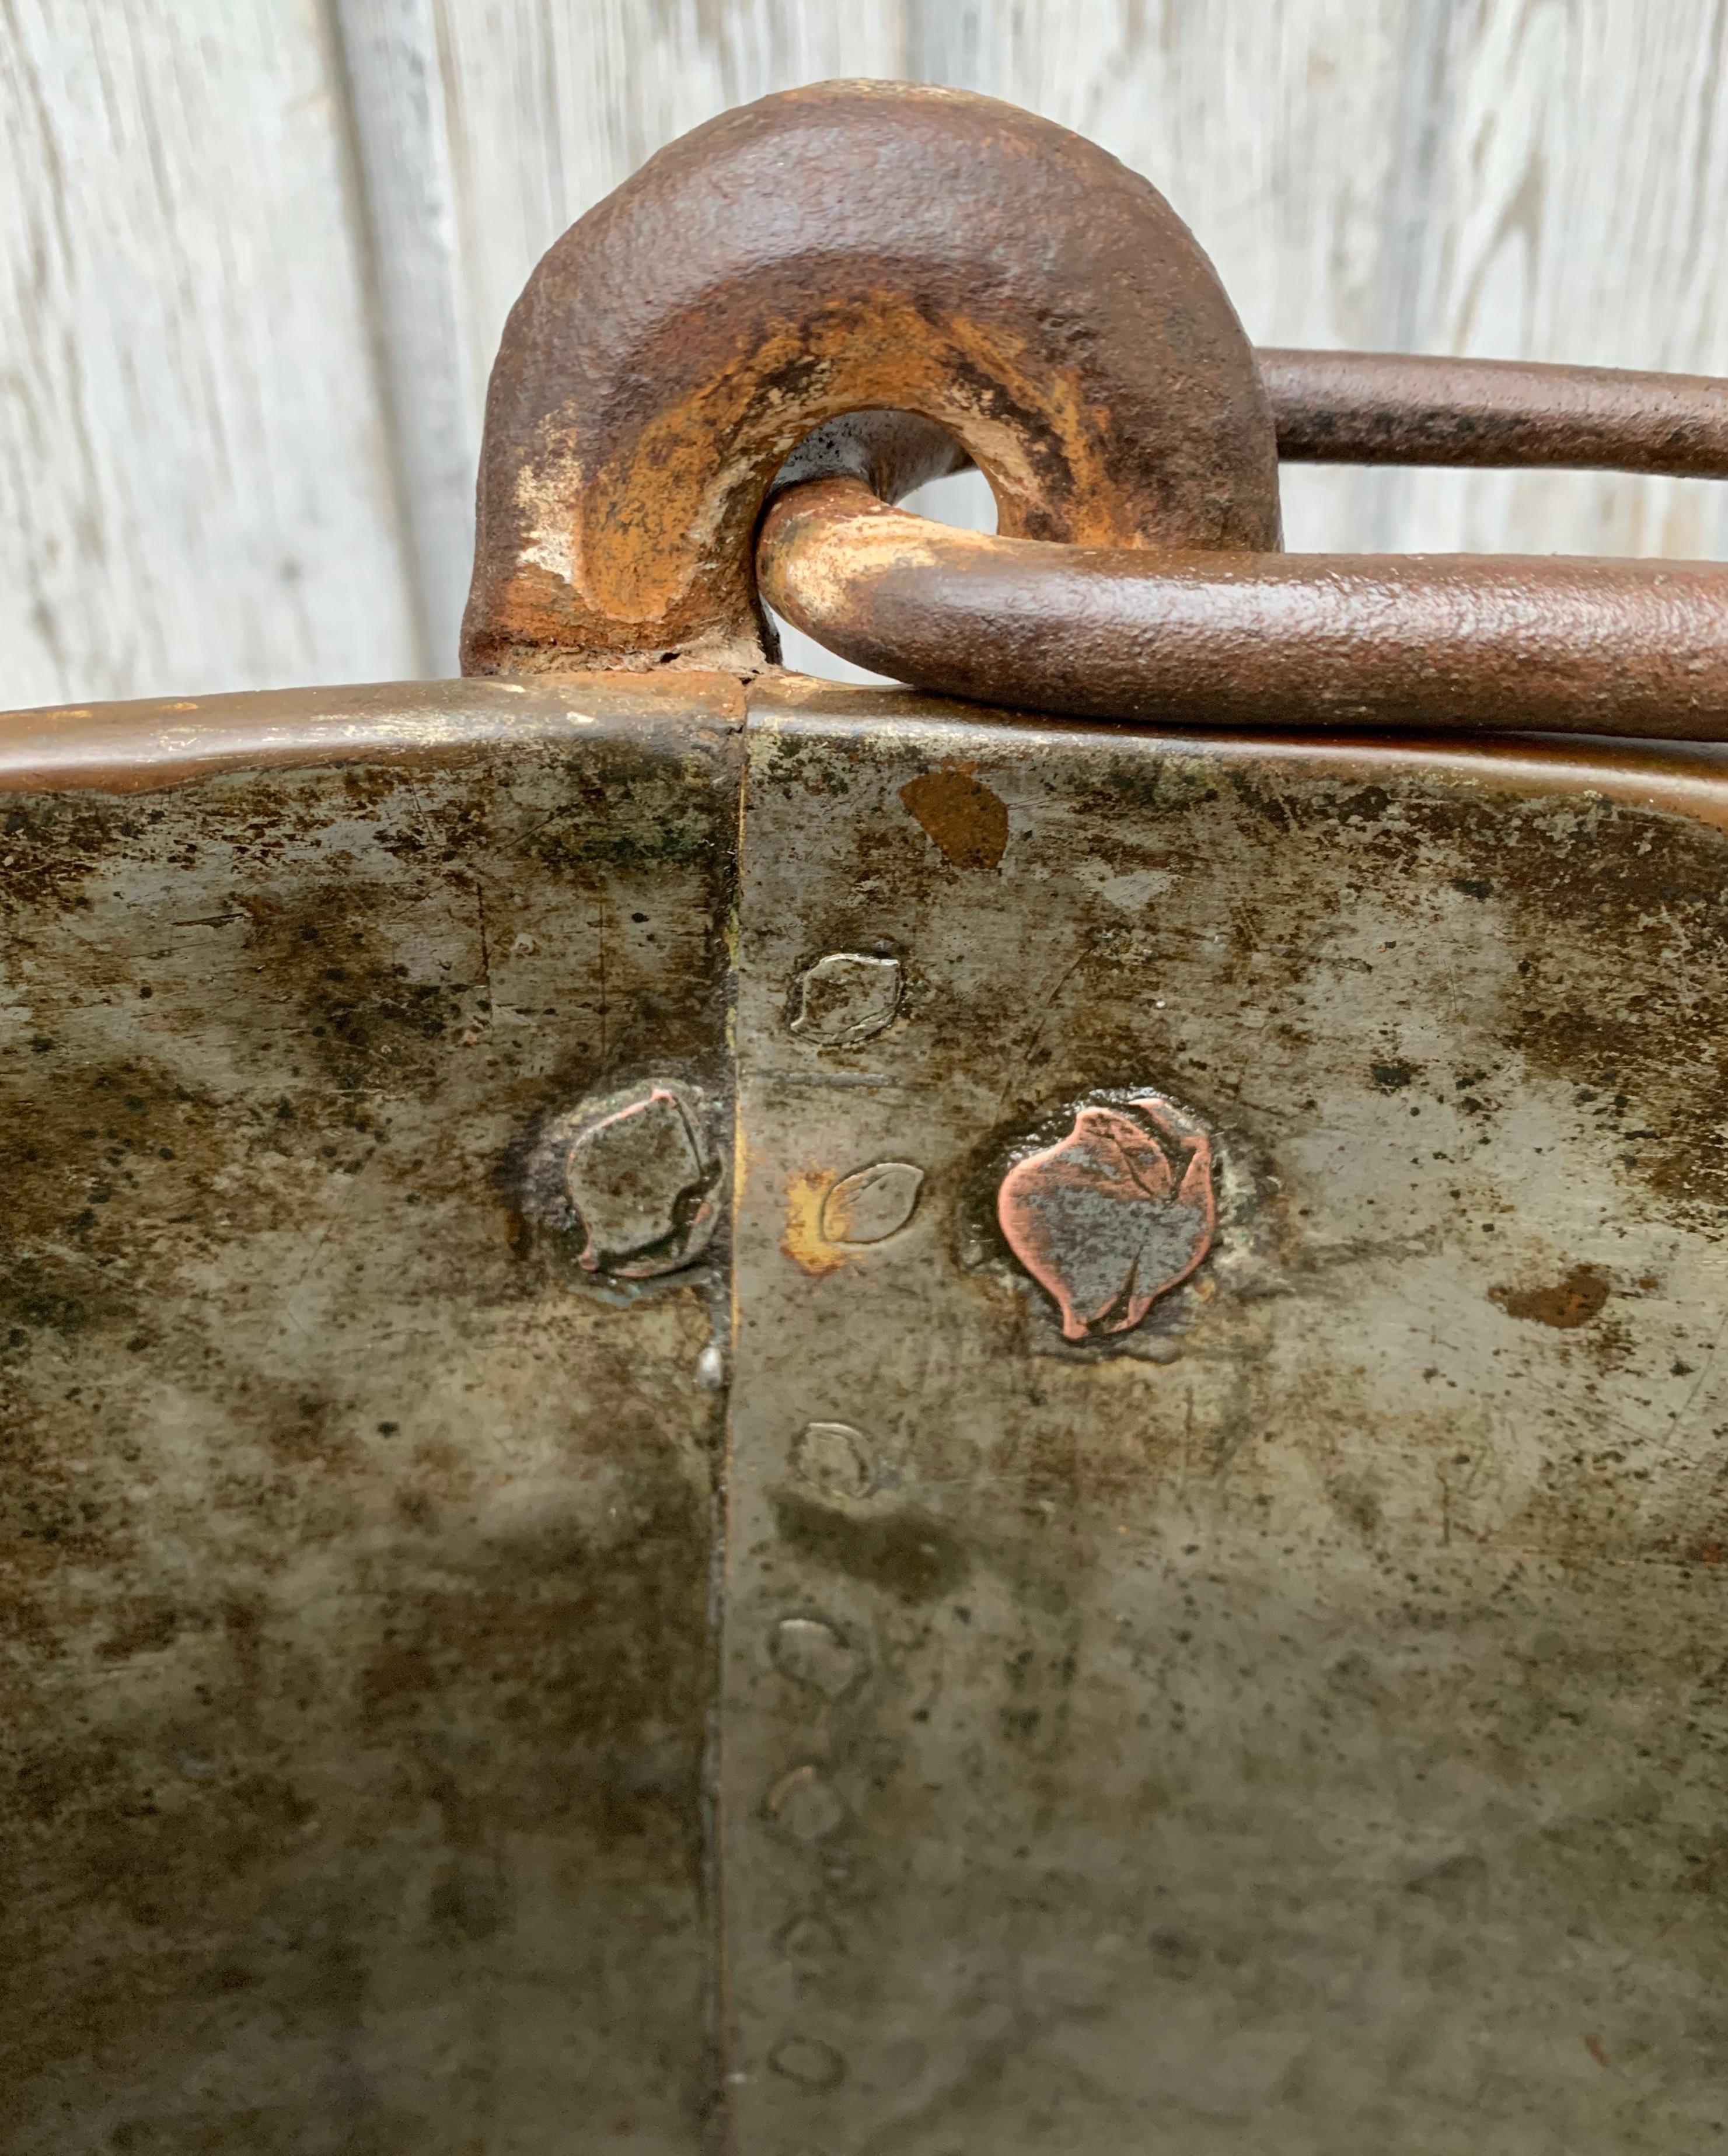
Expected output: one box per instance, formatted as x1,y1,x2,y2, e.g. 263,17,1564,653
460,81,1278,680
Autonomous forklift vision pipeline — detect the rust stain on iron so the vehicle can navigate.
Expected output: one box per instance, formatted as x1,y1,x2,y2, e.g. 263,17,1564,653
997,1095,1216,1341
1490,1264,1612,1329
900,765,1010,871
460,79,1278,679
781,1168,847,1278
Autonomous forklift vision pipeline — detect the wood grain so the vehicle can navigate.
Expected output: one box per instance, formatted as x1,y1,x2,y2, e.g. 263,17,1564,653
1387,0,1728,562
329,0,477,674
0,0,423,707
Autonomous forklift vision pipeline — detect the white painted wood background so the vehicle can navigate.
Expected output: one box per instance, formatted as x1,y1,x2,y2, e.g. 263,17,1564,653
4,0,1726,705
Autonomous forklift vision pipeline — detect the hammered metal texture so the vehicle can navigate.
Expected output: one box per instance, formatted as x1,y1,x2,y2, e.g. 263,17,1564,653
0,679,741,2154
6,677,1728,2151
722,680,1728,2156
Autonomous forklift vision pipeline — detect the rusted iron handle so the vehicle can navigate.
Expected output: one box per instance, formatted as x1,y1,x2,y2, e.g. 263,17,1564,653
1259,350,1728,479
463,76,1726,730
919,350,1728,481
461,82,1278,679
765,358,1711,512
760,478,1728,740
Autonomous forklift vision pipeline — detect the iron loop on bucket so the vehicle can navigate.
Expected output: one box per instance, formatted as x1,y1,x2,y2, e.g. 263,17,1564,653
461,81,1279,679
463,76,1727,740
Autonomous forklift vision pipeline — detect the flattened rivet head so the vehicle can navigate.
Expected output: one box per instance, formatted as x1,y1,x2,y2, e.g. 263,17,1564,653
767,2034,847,2088
788,952,902,1046
790,1421,875,1502
764,1763,848,1843
820,1161,923,1244
997,1092,1216,1340
772,1616,868,1700
776,1912,843,1965
560,1083,717,1278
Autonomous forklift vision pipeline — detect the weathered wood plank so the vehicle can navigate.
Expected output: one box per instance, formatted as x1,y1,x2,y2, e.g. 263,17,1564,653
425,0,905,421
6,2,1724,700
330,0,477,676
1387,0,1728,560
0,0,423,706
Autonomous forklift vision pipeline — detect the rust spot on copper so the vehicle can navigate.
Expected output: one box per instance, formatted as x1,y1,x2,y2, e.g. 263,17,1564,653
781,1161,925,1275
899,766,1009,871
1490,1264,1611,1329
997,1095,1216,1341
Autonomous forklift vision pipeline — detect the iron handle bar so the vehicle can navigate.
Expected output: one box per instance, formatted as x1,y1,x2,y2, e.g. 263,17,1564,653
1261,350,1728,479
456,80,1727,720
759,352,1728,741
909,351,1728,483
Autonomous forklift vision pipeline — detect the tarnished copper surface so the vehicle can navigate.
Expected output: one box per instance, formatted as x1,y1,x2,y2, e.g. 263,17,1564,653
8,678,1728,2147
460,80,1277,680
723,686,1728,2152
754,668,1728,833
0,673,745,791
15,64,1728,2152
0,691,741,2151
997,1095,1216,1339
761,477,1728,739
1260,348,1728,477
